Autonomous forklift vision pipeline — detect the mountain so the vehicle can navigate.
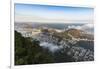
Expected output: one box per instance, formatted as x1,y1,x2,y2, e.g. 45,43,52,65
15,23,94,64
65,28,94,40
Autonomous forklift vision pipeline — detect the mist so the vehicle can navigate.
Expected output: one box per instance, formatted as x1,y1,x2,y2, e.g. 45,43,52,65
40,42,63,52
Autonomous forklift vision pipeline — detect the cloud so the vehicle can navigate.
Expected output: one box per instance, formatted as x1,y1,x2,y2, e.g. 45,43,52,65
40,42,63,52
67,23,94,34
15,14,93,24
82,23,94,29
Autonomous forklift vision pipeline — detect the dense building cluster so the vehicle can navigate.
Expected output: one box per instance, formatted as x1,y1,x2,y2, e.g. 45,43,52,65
15,28,94,62
34,30,94,61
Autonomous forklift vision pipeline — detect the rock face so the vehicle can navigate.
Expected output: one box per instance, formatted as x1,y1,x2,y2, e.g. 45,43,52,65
67,29,82,38
66,29,94,40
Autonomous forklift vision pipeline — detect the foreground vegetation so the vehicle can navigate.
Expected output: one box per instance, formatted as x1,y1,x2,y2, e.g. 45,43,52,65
15,29,93,65
15,31,55,65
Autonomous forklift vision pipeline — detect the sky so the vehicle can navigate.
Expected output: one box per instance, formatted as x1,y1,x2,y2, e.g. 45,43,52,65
15,3,94,23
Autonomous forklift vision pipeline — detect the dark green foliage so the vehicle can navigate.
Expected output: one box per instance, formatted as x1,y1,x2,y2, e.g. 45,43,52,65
15,31,54,65
15,30,75,65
